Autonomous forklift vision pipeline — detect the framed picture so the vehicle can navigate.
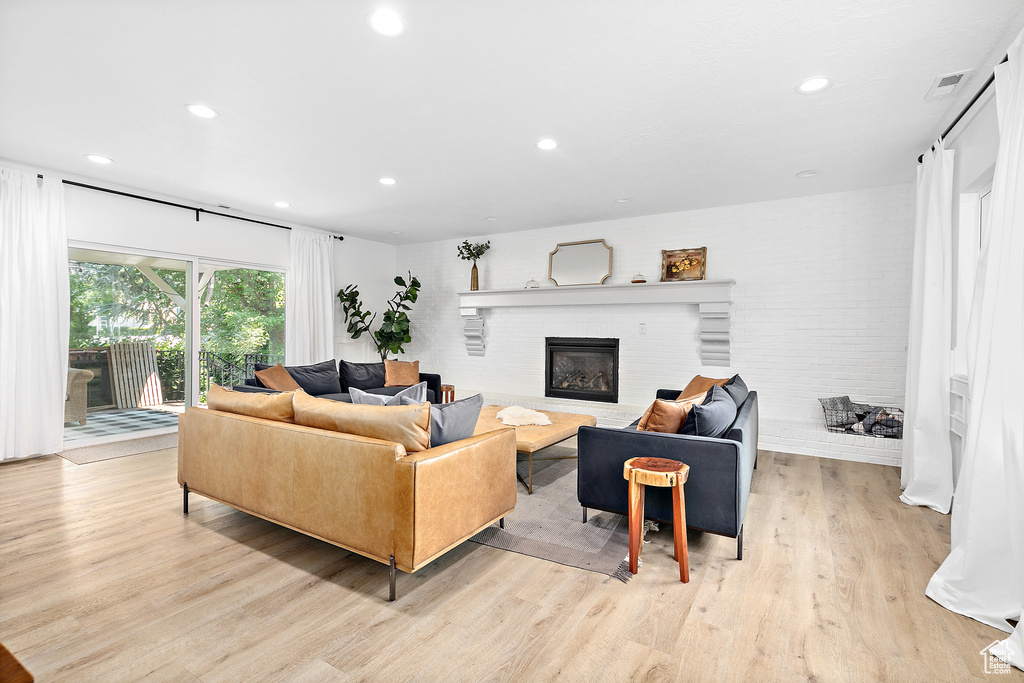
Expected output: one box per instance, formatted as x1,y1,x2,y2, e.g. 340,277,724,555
660,247,707,281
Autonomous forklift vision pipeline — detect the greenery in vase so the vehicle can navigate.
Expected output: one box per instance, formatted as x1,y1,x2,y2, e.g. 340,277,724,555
457,240,491,263
338,272,421,361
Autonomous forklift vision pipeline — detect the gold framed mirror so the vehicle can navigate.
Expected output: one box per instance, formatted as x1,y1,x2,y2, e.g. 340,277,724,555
548,239,613,286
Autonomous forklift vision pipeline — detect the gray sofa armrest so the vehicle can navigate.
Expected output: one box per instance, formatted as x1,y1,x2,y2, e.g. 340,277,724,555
577,426,743,536
419,373,442,404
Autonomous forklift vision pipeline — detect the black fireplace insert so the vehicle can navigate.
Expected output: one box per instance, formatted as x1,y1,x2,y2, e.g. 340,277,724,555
545,337,619,403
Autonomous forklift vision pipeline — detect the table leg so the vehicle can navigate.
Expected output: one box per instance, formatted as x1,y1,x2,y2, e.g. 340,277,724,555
628,473,644,575
672,480,689,583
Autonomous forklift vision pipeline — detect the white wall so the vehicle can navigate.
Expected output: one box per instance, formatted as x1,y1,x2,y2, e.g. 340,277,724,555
397,184,914,465
333,235,399,362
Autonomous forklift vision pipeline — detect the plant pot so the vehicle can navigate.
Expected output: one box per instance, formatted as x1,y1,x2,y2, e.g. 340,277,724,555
471,262,479,291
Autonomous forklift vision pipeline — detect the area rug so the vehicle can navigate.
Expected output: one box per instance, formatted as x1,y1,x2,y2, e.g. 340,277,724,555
471,446,634,582
60,433,178,465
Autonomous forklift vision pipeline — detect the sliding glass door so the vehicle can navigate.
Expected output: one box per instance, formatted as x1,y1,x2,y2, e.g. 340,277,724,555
196,262,285,402
66,246,193,446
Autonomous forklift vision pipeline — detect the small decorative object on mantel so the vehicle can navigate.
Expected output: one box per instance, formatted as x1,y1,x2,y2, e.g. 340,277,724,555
660,247,707,282
525,279,539,288
631,273,646,283
457,240,491,291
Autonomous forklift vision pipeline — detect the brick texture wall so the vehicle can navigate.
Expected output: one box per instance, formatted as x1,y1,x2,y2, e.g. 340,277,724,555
396,184,913,465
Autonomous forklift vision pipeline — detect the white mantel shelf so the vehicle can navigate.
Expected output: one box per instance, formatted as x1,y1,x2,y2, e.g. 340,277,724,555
458,280,735,366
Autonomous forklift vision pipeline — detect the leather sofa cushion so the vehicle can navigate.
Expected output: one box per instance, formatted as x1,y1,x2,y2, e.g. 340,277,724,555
678,374,731,399
254,359,339,396
681,385,737,437
339,359,386,391
206,384,295,422
255,363,301,392
384,359,419,387
637,392,706,433
293,389,431,452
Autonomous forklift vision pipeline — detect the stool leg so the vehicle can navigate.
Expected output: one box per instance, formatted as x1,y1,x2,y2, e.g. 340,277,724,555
628,473,644,575
672,480,689,583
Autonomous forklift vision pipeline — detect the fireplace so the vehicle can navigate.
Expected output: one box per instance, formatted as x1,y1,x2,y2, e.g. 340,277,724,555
545,337,619,403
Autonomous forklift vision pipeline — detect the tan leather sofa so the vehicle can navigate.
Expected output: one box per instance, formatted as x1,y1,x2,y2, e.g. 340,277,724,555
177,395,517,601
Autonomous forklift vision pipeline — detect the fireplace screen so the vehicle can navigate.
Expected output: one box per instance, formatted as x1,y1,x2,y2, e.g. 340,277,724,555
545,337,619,403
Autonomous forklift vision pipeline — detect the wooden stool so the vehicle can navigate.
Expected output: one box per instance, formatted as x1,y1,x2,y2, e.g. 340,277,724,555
439,384,455,403
623,457,690,582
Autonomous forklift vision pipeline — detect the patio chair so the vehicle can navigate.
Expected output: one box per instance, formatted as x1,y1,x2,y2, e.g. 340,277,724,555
66,367,94,425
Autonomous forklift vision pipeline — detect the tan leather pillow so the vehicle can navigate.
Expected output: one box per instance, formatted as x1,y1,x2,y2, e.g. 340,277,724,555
637,392,706,433
292,390,431,452
678,375,730,400
255,363,301,391
384,359,420,387
206,384,295,423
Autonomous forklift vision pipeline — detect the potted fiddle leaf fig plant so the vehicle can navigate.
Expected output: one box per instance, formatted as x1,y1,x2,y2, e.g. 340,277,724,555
457,240,490,291
338,271,421,361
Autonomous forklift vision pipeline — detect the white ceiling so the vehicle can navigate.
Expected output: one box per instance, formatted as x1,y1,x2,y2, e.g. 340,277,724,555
2,1,1023,245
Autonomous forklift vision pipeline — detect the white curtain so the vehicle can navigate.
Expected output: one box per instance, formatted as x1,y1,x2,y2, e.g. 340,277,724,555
285,228,334,366
0,169,69,461
900,140,955,513
926,32,1024,672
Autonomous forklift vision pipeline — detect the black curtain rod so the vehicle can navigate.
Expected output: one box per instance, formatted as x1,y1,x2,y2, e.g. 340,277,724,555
918,54,1009,163
38,175,344,241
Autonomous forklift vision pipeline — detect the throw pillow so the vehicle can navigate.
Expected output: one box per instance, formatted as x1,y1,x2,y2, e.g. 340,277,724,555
292,389,431,452
206,384,295,423
722,374,749,407
677,375,731,400
338,359,386,391
384,359,420,387
349,382,427,406
680,385,738,438
637,392,707,433
254,363,301,392
400,393,484,447
254,359,339,396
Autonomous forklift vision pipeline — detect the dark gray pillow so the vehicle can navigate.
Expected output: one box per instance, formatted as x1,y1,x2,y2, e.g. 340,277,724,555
722,374,748,407
681,385,737,437
338,359,386,391
350,382,426,406
401,393,484,447
253,359,339,396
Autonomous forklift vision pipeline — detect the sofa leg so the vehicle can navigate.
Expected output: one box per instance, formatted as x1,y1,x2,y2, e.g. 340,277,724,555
737,525,743,561
183,482,189,515
389,556,396,602
582,507,588,524
753,452,758,469
499,517,504,529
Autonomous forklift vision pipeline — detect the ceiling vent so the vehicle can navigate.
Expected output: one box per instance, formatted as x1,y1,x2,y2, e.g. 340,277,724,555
925,70,973,100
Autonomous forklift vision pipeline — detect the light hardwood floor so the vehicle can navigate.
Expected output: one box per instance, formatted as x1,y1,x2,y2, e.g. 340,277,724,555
0,448,1018,682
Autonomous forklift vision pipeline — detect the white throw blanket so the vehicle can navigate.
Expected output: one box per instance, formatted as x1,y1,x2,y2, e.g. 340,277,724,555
495,406,552,426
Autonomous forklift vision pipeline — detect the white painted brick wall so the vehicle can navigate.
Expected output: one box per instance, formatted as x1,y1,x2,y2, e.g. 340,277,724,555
396,184,913,466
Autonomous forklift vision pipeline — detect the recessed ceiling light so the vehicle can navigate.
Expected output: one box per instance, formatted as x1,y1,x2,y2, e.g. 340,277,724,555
616,198,630,203
795,169,820,178
85,154,112,164
274,201,290,208
485,216,498,221
368,8,404,36
536,138,558,150
796,77,833,94
379,177,397,185
391,230,403,234
186,103,219,119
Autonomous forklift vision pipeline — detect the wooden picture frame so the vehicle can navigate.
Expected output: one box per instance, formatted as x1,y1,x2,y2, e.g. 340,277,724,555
660,247,707,282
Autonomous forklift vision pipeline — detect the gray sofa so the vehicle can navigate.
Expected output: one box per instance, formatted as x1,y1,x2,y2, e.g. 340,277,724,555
576,389,758,559
234,359,441,404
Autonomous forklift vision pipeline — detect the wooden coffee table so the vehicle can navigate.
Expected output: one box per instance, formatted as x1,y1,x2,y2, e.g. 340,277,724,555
474,406,597,494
